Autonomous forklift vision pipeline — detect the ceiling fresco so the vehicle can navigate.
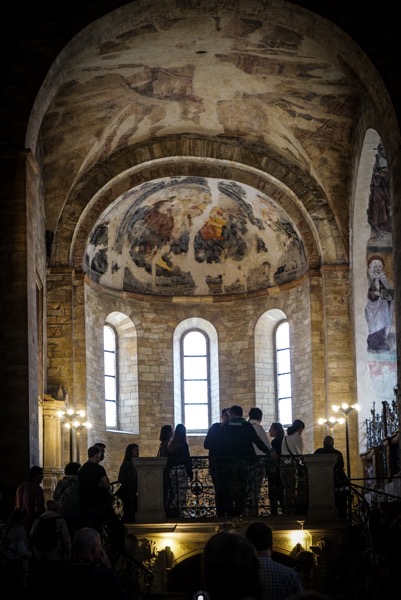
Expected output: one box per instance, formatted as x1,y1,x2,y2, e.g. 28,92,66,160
37,0,366,265
32,0,393,285
84,176,308,296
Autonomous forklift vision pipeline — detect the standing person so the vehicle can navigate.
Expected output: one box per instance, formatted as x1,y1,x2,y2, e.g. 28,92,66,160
118,443,139,523
247,407,272,516
157,425,173,457
78,446,113,535
202,530,263,600
245,521,304,600
15,465,45,533
166,424,193,517
281,419,306,514
94,442,106,462
44,527,130,599
30,498,71,585
79,445,124,553
281,419,306,456
267,422,285,515
204,407,230,516
53,461,82,538
204,408,230,454
0,507,32,588
157,425,173,512
314,435,348,517
269,422,285,457
216,405,273,517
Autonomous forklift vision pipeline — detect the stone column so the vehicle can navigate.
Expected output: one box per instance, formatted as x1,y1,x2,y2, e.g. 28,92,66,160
304,454,339,524
42,393,65,499
134,458,167,523
321,266,359,476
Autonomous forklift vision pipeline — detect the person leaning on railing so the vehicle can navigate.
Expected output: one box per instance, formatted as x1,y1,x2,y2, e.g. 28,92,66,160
281,419,306,515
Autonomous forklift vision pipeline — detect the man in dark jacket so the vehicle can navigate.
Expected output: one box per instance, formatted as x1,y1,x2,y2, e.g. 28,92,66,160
78,446,124,552
204,408,230,516
216,405,274,516
314,435,349,517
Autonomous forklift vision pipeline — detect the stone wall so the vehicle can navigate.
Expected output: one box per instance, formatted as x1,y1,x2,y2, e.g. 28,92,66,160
78,276,316,480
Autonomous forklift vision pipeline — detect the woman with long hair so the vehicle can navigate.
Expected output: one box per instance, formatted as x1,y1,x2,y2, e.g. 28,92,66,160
157,424,173,457
281,419,306,455
118,443,139,523
166,424,193,517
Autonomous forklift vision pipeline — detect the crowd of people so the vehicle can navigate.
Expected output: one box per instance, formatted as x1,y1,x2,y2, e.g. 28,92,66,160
202,407,311,518
0,441,131,595
155,407,349,521
0,410,355,597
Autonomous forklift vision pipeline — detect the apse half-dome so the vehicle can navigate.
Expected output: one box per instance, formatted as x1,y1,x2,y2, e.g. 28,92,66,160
84,176,308,296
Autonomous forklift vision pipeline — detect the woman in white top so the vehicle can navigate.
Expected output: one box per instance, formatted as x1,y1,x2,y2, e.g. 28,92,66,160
281,419,305,455
281,419,306,514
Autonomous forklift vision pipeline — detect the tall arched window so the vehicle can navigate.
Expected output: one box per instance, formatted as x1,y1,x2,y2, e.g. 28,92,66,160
275,320,292,427
104,324,117,428
181,329,210,433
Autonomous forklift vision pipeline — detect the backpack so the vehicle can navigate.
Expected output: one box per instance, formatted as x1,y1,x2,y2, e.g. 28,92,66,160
32,515,61,552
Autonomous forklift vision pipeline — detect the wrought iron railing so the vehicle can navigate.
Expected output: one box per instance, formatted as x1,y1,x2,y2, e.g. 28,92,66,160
108,480,154,597
165,455,308,518
365,387,399,448
345,480,401,580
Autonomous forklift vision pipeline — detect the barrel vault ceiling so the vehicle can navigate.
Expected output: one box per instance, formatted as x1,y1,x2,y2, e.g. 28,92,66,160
33,0,388,296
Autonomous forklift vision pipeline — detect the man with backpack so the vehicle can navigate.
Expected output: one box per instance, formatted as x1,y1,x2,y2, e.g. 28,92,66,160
30,499,71,584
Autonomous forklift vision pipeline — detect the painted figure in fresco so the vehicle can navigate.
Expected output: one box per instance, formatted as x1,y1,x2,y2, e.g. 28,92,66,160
367,143,392,237
365,256,394,352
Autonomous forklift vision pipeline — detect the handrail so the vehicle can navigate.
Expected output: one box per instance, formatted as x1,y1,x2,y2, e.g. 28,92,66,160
165,455,308,518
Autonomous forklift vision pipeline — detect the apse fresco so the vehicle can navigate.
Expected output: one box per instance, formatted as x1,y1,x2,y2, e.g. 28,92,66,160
84,177,308,296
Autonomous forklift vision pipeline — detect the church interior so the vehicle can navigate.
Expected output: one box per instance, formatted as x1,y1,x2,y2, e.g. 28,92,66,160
1,1,400,596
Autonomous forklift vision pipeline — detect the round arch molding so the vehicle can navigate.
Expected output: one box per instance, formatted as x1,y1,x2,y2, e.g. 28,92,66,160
49,137,345,272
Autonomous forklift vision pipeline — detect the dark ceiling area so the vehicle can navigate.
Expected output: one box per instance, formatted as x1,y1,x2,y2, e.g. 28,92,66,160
1,1,400,152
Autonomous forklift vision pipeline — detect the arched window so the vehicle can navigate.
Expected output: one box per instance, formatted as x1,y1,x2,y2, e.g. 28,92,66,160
275,320,292,427
173,318,219,434
104,324,117,429
181,329,210,433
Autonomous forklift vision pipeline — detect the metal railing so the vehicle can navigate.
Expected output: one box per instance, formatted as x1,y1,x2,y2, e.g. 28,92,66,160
365,388,399,449
165,455,308,518
108,481,154,597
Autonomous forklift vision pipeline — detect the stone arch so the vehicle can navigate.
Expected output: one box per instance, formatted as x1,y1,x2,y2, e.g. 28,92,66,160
53,139,340,272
